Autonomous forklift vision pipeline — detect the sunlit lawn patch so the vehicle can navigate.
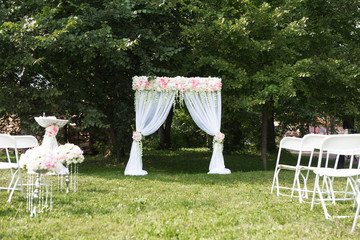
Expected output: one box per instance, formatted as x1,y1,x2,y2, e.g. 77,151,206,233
0,149,359,239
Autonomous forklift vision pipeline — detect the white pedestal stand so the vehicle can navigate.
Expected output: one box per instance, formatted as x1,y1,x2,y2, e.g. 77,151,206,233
28,116,68,216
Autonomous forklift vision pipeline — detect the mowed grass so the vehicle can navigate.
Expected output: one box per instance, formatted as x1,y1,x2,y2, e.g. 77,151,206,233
0,148,359,239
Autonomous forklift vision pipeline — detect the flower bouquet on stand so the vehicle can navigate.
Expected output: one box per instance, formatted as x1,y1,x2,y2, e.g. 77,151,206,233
20,146,64,217
55,143,84,193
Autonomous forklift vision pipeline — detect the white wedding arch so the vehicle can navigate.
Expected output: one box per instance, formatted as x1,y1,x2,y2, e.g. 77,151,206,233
124,76,231,175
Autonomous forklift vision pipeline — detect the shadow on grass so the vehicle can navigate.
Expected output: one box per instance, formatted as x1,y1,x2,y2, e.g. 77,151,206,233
83,148,282,172
76,149,300,186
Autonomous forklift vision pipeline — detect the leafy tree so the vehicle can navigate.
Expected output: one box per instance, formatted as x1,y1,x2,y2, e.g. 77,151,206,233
0,0,188,161
179,0,360,169
1,0,359,170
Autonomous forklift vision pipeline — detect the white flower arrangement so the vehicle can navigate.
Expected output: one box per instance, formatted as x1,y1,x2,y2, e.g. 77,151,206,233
132,76,222,92
55,143,84,166
20,146,63,174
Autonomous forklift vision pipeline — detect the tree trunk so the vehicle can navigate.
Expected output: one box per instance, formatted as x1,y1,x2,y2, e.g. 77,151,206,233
267,114,276,153
330,116,336,134
19,66,28,85
105,125,124,162
159,107,174,150
261,103,269,171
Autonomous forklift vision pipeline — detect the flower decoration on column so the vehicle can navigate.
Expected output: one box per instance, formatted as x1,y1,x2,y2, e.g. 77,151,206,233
132,131,143,158
44,124,59,148
46,124,59,136
213,132,225,152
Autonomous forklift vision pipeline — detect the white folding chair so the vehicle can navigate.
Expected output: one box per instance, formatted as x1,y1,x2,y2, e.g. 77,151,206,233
310,134,360,220
293,134,327,202
271,137,301,197
271,134,325,200
8,135,38,202
0,134,22,202
271,136,307,198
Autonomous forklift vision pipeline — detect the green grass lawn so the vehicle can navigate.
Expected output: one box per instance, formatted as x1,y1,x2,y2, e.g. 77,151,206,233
0,148,360,239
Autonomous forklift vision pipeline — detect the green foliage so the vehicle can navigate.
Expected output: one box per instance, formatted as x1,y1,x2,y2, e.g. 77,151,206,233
170,108,208,149
178,0,360,150
0,0,188,160
1,0,360,158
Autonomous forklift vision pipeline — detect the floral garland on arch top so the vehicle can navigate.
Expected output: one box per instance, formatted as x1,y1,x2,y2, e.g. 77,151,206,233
133,76,222,108
132,76,222,92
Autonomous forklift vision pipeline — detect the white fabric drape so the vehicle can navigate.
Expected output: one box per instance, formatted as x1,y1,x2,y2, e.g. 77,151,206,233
184,91,231,174
125,91,175,175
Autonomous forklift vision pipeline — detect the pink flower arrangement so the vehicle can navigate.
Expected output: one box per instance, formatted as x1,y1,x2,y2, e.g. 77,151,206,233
46,124,59,136
214,132,225,143
20,146,63,174
132,131,142,141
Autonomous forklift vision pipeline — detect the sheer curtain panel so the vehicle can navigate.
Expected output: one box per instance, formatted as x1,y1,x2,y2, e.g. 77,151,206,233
124,91,175,175
184,91,231,174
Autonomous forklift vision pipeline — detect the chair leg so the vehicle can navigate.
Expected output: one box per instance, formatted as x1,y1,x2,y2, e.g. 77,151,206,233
291,168,303,202
301,172,309,199
303,170,311,199
7,176,19,202
311,175,320,210
317,182,331,219
270,167,278,194
290,169,298,198
351,197,360,233
18,169,24,198
271,168,281,196
344,177,355,202
275,169,281,196
324,176,336,205
7,169,17,192
271,149,283,195
7,169,24,203
303,151,315,199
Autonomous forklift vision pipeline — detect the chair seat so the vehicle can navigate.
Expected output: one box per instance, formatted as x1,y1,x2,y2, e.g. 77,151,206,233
314,168,360,178
299,166,317,171
278,164,297,170
0,162,18,170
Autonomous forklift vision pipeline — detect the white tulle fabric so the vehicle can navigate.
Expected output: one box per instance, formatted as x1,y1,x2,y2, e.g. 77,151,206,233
184,92,231,174
125,91,175,175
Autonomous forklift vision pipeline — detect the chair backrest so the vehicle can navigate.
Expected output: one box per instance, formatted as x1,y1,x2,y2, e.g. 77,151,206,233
316,134,360,169
320,134,360,155
279,137,302,151
301,134,327,151
13,135,38,149
0,134,16,149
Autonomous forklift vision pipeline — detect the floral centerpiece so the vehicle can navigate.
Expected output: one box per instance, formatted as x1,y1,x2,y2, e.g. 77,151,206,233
20,146,63,174
54,143,84,193
55,143,84,166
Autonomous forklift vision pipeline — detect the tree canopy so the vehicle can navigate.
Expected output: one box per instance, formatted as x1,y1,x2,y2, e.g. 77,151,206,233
1,0,359,168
